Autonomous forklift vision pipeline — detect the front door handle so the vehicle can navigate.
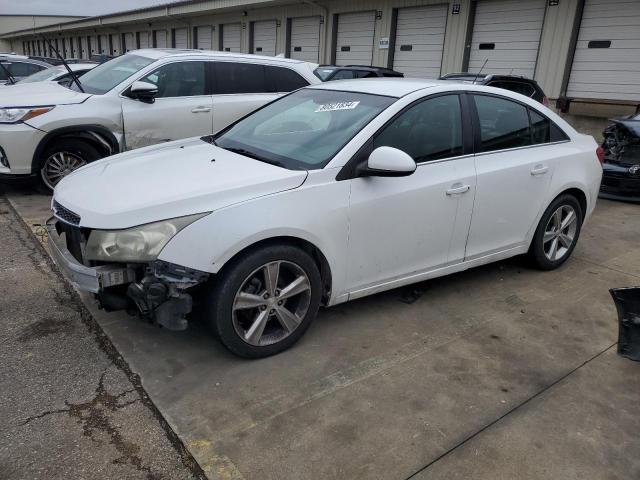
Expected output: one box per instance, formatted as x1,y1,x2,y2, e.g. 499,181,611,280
531,164,549,176
191,106,211,113
446,183,470,196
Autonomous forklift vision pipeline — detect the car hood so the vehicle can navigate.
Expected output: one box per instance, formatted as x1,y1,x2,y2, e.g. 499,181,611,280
0,82,91,107
53,138,308,229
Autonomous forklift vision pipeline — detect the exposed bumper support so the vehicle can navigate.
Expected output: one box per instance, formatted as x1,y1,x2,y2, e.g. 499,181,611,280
46,217,136,293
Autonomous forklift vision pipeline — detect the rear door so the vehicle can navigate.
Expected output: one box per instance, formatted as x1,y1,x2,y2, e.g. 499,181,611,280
121,60,213,149
465,94,558,259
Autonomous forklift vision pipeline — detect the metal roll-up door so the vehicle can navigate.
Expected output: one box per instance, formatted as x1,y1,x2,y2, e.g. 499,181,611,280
468,0,546,77
335,11,376,66
290,16,321,62
195,26,213,50
123,32,136,52
567,0,640,101
392,5,447,78
81,37,89,58
252,20,277,56
173,28,188,48
89,36,98,55
138,31,151,49
99,35,109,54
221,23,241,52
154,30,167,48
111,34,121,55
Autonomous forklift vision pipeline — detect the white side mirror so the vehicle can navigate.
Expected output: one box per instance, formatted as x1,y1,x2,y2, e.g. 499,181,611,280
361,146,416,177
129,81,158,103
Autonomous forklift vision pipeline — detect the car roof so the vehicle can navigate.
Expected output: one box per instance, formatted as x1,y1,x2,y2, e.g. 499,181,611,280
131,48,313,66
308,78,451,97
440,73,537,83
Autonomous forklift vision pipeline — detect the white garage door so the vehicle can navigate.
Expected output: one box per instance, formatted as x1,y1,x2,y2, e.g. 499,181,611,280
195,26,213,50
154,30,167,48
123,33,136,52
173,28,188,48
138,31,151,49
336,11,376,65
99,35,109,54
252,20,277,55
81,37,89,58
469,0,546,77
290,16,321,62
88,36,98,55
392,5,447,78
222,23,241,52
111,34,122,55
567,0,640,101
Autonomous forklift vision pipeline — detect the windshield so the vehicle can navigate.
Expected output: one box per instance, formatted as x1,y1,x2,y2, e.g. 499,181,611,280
212,88,395,170
313,67,337,81
70,54,155,94
18,66,64,83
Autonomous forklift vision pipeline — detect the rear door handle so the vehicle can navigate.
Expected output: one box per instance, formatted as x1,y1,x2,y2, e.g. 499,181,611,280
446,183,470,196
191,106,211,113
531,164,549,176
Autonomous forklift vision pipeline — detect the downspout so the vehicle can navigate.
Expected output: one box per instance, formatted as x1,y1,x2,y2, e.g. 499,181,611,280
302,0,329,63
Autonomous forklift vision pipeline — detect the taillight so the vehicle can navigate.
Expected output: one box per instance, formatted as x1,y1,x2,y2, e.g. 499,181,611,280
542,96,550,107
596,146,605,165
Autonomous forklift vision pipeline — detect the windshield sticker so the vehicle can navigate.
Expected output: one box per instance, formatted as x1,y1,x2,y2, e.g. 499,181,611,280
315,101,360,113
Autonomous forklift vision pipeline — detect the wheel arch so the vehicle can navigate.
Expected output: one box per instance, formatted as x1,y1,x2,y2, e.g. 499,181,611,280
31,125,120,172
215,236,334,306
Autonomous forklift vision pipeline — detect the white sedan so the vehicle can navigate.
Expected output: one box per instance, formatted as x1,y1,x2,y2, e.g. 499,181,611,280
48,79,603,358
12,63,97,86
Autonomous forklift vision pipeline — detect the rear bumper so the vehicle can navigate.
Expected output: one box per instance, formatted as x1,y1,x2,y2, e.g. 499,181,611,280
46,217,135,293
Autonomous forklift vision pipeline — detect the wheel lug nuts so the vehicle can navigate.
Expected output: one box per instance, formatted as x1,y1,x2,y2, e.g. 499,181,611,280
278,301,283,306
270,309,275,314
260,305,267,311
275,290,280,296
263,293,269,299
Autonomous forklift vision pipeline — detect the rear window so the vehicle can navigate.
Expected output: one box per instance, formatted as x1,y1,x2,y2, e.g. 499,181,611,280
488,81,536,98
213,62,308,94
265,66,308,92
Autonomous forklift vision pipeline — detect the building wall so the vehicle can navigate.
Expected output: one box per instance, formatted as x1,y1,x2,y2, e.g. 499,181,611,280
0,15,83,52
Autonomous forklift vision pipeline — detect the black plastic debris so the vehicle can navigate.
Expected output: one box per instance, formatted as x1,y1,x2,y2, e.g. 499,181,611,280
610,287,640,361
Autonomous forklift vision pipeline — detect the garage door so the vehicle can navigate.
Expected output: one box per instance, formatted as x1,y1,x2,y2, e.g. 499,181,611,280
335,11,376,65
123,33,135,52
195,26,213,50
392,5,447,78
154,30,167,48
111,34,122,55
174,28,188,48
567,0,640,101
252,20,277,55
468,0,545,77
99,35,109,54
138,31,151,49
89,36,98,56
290,16,321,62
221,23,241,52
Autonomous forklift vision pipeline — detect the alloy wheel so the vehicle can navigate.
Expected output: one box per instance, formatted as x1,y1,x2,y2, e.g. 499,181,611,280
543,205,578,261
41,151,87,190
232,260,312,347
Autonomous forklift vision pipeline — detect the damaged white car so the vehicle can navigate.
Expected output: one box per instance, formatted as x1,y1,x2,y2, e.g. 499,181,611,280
0,49,318,190
48,79,603,358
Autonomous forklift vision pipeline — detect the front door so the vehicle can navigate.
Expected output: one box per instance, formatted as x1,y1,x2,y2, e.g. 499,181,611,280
122,61,213,150
465,94,554,259
346,94,476,296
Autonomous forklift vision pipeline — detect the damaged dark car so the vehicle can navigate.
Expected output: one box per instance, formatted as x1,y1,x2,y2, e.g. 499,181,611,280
600,112,640,202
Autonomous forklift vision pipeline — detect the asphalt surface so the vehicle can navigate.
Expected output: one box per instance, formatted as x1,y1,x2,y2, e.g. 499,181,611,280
0,193,203,480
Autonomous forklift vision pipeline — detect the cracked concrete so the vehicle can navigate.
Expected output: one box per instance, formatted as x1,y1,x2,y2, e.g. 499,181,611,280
0,193,203,480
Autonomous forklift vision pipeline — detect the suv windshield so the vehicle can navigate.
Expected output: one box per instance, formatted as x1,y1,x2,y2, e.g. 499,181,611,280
70,54,155,94
18,66,64,83
212,88,395,170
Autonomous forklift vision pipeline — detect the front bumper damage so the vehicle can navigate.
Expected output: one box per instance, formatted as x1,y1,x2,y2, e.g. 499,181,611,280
46,217,209,330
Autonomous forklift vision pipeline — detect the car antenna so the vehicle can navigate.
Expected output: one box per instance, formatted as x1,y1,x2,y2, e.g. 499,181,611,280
40,34,84,93
0,58,16,85
473,58,488,84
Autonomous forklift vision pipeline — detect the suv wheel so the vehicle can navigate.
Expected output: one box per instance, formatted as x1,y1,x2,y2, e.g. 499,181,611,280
205,245,322,358
40,139,102,191
529,194,583,270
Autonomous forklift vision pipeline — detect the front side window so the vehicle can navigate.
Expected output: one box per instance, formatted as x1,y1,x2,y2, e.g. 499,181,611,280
214,62,267,94
212,89,395,170
374,94,464,162
140,61,206,97
9,62,45,77
70,54,155,94
474,95,531,152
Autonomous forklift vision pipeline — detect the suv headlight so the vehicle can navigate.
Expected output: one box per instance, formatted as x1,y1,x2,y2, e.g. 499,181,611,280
84,213,208,262
0,106,54,124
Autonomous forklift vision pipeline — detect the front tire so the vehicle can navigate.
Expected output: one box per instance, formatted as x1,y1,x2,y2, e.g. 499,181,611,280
205,245,322,358
529,194,583,270
39,139,102,191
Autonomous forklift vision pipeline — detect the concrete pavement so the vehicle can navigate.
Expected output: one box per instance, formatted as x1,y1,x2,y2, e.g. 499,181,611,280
3,184,640,480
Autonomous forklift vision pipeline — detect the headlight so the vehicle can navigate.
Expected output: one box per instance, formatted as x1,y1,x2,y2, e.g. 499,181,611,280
0,106,54,124
84,213,208,262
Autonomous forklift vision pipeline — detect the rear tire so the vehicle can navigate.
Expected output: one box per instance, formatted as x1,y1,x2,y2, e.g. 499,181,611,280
528,194,583,270
39,139,102,191
205,245,322,358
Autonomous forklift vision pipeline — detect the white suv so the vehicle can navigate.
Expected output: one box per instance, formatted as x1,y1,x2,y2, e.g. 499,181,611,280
0,49,319,189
